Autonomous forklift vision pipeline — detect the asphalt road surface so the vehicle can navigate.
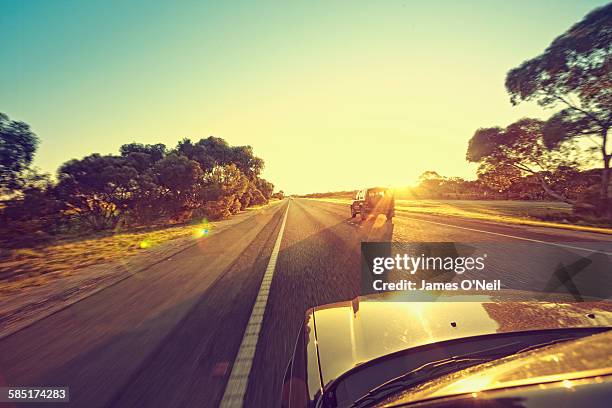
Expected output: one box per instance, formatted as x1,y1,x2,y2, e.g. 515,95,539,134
1,198,611,407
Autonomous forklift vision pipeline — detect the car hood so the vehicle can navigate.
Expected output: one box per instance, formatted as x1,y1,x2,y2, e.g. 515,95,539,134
311,292,612,387
383,330,612,406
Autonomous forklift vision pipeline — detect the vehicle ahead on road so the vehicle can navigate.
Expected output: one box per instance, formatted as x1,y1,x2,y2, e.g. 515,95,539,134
351,188,395,221
281,294,612,408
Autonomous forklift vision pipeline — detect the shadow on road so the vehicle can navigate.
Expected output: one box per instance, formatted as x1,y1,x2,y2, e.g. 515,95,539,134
0,199,398,408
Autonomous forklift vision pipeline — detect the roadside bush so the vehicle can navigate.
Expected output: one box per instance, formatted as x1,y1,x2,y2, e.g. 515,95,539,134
229,196,242,214
203,197,233,220
1,121,276,246
0,186,66,247
250,189,266,206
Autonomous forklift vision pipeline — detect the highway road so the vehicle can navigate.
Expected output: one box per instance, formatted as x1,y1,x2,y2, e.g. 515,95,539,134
1,198,611,407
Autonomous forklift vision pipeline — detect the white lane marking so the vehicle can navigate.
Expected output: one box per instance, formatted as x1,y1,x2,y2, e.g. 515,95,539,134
220,201,290,408
401,215,612,256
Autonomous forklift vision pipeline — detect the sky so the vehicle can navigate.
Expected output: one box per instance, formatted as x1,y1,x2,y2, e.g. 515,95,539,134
1,0,608,194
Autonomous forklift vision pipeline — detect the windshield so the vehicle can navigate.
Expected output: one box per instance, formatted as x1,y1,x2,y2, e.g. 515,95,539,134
367,189,387,197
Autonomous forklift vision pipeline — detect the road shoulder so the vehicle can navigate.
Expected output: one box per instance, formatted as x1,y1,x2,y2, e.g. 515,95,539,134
0,201,284,340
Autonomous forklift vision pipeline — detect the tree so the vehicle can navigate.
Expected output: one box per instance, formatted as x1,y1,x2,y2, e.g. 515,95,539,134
0,180,67,246
416,171,444,197
178,137,264,179
418,171,443,183
505,3,611,214
0,112,39,195
466,118,590,207
201,164,249,219
1,118,275,238
177,137,233,173
250,189,266,206
120,143,166,163
55,154,152,229
477,164,522,196
231,145,264,179
154,153,204,218
254,177,274,200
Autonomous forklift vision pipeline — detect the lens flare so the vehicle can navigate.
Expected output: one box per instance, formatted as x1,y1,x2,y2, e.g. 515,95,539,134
193,221,212,239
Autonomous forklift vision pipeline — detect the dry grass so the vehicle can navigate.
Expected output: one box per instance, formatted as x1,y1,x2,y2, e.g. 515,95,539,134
395,199,572,221
312,198,612,234
0,200,283,295
0,199,281,297
0,220,212,287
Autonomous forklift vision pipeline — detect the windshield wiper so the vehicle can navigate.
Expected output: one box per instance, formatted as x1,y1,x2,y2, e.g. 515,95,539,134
348,340,534,408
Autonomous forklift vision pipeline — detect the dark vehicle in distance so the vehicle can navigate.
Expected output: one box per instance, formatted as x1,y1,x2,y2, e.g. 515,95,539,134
351,187,395,221
280,293,612,408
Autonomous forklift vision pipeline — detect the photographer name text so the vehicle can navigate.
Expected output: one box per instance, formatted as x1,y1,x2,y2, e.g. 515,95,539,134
372,279,502,292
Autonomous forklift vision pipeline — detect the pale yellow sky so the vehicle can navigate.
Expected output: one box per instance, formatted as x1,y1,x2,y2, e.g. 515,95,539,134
2,1,605,194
